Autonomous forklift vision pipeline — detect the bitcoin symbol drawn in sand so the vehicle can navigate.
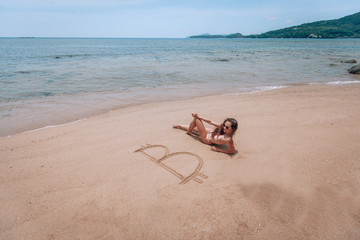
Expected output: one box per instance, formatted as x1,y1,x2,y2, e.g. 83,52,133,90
134,144,208,184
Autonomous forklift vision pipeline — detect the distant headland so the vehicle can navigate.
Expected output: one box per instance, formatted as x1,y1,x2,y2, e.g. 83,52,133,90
189,11,360,39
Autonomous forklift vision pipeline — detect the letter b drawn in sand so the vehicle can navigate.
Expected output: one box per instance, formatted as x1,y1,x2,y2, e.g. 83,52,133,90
134,144,208,184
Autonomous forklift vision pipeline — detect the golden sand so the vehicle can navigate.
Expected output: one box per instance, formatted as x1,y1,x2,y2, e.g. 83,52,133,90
1,84,360,239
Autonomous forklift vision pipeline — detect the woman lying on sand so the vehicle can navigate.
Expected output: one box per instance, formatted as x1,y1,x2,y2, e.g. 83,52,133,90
173,113,238,154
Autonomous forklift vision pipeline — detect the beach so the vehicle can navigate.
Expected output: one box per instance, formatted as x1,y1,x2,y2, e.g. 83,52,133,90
1,83,360,239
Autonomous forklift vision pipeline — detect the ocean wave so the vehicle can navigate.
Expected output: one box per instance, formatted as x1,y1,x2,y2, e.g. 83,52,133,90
225,85,287,95
247,85,287,94
326,80,360,85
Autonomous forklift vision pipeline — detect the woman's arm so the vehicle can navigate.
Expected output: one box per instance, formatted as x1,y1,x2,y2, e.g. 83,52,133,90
210,139,235,154
192,113,220,128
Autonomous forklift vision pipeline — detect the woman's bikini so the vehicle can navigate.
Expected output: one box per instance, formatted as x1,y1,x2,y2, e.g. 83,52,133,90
206,131,230,144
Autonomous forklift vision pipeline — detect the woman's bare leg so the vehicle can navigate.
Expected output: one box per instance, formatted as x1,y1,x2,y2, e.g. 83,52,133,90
172,124,192,132
186,117,210,144
186,117,197,134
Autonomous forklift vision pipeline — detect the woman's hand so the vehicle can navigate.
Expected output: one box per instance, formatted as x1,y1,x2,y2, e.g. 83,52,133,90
192,113,199,119
192,114,219,128
211,145,235,154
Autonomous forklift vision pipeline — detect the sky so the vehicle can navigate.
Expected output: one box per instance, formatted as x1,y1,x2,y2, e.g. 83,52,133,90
0,0,359,38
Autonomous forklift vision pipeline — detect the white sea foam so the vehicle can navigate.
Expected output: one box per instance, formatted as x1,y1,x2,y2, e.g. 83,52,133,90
224,85,287,96
248,85,287,94
326,80,360,85
7,119,86,137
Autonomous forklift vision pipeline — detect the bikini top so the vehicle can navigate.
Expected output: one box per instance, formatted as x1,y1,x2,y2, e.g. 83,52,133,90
208,132,231,145
213,134,230,141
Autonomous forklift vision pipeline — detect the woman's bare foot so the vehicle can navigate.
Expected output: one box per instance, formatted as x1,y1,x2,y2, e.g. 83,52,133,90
172,125,192,135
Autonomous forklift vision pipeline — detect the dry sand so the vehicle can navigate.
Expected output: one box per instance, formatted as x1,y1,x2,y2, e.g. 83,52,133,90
1,84,360,239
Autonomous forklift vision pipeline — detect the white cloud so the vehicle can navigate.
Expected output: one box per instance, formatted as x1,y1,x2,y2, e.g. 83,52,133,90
265,16,277,21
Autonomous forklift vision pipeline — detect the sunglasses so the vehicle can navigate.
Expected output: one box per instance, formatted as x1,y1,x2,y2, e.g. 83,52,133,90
223,123,230,130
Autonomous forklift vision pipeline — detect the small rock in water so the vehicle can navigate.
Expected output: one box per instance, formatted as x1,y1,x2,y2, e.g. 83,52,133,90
214,58,230,62
341,59,357,64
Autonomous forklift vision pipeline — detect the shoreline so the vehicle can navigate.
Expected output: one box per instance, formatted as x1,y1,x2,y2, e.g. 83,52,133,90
2,80,360,138
2,83,287,137
1,83,360,239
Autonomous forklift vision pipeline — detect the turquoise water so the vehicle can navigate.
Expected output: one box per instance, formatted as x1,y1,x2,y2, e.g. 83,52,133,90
1,38,360,136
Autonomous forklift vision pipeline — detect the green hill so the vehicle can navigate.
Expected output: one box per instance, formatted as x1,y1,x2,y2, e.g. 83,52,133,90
254,11,360,38
190,11,360,39
190,33,244,38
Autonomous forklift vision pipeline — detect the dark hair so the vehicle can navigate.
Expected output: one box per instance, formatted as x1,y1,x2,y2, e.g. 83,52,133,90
212,118,238,138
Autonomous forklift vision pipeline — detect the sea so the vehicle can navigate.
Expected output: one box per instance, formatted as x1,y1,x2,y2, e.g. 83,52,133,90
1,38,360,136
